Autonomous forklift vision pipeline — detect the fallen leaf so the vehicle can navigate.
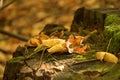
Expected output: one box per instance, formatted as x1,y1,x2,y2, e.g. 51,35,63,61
48,43,67,53
38,32,49,40
42,39,65,48
66,34,90,54
96,52,106,61
26,38,41,46
96,52,118,63
104,52,118,63
26,32,48,46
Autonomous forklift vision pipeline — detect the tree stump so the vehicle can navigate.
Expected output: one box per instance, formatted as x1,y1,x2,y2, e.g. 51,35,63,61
3,8,120,80
71,8,120,32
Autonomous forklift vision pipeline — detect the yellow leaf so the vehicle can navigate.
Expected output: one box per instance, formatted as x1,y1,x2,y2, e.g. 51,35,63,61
104,52,118,63
96,52,118,63
96,52,106,61
48,43,67,53
42,39,65,47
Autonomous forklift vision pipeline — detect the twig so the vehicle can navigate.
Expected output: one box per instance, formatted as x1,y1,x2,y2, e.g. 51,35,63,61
36,47,47,71
0,48,12,54
0,0,3,7
72,59,98,65
0,0,16,11
0,29,29,42
106,38,112,52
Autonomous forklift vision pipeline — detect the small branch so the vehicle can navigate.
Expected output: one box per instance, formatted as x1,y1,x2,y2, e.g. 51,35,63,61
0,48,12,54
72,59,98,65
0,0,3,7
0,0,16,11
0,29,29,42
106,38,112,52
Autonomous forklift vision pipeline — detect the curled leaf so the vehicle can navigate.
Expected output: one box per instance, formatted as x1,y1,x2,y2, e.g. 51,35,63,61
74,44,91,55
26,38,41,46
96,52,118,63
42,39,65,47
96,52,106,61
66,34,90,55
48,43,67,53
26,32,49,46
38,32,49,40
104,52,118,63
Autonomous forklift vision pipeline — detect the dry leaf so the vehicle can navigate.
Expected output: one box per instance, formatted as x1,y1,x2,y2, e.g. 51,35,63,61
104,52,118,63
26,30,96,54
96,52,118,63
26,32,48,46
66,34,90,54
42,39,65,48
48,43,67,53
74,47,86,54
26,38,41,46
38,32,49,40
96,52,106,61
74,44,91,55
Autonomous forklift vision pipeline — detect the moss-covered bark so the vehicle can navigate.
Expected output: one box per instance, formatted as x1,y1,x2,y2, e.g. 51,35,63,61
71,8,120,53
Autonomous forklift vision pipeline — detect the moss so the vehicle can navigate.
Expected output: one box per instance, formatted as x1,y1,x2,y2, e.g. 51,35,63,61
104,14,120,53
105,14,120,26
104,25,120,39
8,56,25,63
74,55,86,60
108,32,120,53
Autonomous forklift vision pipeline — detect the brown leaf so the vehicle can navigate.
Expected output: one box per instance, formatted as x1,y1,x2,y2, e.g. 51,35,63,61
66,34,90,54
26,38,41,46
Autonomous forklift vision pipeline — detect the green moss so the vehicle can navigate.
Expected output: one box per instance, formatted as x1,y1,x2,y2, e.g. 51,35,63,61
74,55,86,60
85,50,97,58
104,25,120,39
108,32,120,53
105,14,120,26
104,14,120,53
8,56,25,63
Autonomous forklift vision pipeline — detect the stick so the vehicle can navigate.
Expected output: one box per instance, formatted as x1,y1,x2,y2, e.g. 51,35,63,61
0,0,16,11
0,29,29,42
0,48,12,54
106,38,112,52
0,0,3,7
72,59,98,65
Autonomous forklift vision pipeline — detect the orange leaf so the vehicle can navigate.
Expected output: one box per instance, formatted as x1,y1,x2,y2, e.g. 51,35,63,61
74,47,86,55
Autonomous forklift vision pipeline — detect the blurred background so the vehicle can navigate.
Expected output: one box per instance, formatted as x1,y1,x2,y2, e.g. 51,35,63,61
0,0,120,79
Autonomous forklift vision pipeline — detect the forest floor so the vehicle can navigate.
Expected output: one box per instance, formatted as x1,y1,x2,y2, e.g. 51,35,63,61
0,0,120,80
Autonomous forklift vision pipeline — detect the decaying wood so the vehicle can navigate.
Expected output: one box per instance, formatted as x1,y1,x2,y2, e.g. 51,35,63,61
71,8,120,32
3,8,120,80
3,46,120,80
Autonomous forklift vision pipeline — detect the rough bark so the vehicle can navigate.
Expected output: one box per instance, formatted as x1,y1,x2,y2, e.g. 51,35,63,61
71,8,120,32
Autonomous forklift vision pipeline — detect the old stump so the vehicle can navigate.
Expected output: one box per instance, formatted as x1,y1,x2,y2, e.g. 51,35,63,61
3,8,120,80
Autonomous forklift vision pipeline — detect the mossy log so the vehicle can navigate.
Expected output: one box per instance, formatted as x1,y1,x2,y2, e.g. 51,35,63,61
71,8,120,53
3,46,120,80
